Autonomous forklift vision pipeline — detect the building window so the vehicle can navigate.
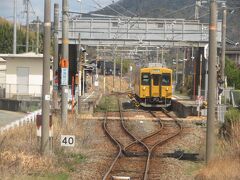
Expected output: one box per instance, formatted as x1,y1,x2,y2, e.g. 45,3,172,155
157,23,164,28
112,22,118,27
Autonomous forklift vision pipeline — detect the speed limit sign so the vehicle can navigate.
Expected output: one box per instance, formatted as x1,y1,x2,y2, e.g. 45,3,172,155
61,135,75,147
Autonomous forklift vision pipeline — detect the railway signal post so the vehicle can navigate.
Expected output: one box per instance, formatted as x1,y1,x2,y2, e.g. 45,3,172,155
61,0,69,125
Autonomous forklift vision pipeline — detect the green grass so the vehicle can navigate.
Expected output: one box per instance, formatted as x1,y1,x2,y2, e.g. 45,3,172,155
68,153,86,164
95,95,119,112
41,173,69,180
225,108,240,124
184,162,203,177
13,173,69,180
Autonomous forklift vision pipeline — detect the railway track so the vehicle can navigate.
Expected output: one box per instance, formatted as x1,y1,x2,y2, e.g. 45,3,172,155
124,109,182,179
103,98,147,179
103,96,182,180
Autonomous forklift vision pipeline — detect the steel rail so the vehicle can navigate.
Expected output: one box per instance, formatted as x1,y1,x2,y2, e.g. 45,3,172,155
103,96,147,179
103,95,182,180
123,109,182,179
143,108,183,179
102,111,123,180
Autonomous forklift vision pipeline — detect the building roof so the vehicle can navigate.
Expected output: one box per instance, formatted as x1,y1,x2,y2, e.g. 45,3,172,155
0,52,43,59
0,57,6,62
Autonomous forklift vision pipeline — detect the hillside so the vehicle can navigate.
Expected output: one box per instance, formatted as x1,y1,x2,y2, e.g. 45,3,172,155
96,0,240,43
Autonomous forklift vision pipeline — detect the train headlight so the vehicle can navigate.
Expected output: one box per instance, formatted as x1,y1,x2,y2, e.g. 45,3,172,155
142,87,146,90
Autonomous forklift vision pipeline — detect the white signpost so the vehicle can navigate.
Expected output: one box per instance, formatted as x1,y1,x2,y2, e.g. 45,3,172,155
61,135,75,147
61,68,68,85
196,95,203,117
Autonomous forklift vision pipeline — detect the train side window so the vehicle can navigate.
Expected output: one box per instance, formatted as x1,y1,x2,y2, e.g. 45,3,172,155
162,73,171,86
152,74,160,86
141,73,150,85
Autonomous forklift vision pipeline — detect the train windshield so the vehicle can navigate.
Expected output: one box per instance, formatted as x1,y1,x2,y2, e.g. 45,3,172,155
162,73,171,86
141,73,150,85
152,74,160,86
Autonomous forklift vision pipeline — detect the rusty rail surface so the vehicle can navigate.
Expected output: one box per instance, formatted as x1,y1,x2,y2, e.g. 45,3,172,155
102,97,146,180
124,108,183,179
103,95,182,180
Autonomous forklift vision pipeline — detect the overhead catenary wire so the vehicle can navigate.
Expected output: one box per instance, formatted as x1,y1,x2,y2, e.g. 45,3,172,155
162,3,196,18
91,0,126,17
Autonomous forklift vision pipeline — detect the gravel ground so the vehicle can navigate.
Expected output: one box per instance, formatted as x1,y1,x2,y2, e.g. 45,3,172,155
71,116,205,179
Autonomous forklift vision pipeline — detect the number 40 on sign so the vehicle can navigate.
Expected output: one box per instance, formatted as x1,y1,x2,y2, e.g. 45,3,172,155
61,135,75,147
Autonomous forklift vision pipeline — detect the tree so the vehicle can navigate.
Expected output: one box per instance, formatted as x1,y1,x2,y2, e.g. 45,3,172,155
225,57,240,89
0,17,43,54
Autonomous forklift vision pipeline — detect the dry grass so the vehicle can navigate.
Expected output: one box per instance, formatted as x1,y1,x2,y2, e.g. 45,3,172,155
98,75,131,93
196,125,240,180
0,115,86,179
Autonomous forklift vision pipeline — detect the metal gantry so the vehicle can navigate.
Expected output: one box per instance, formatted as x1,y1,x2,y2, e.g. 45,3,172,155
58,16,222,47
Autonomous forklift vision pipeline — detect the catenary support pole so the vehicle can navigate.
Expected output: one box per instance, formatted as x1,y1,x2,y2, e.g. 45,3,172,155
26,0,29,52
120,53,123,92
161,46,164,65
182,48,186,86
13,0,17,54
206,0,217,164
77,34,81,113
176,47,179,86
53,4,59,110
36,16,40,54
41,0,51,155
113,47,116,91
221,3,226,85
103,47,106,94
61,0,69,125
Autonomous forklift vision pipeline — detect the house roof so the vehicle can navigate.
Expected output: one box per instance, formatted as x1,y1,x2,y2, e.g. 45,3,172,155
0,57,6,62
0,52,43,59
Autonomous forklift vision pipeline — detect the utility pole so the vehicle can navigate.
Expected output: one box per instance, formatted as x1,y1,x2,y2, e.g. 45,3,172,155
206,0,217,164
53,4,59,110
220,3,226,84
156,47,159,63
13,0,17,54
61,0,69,125
120,53,123,92
41,0,51,155
96,45,99,88
36,16,40,54
161,46,164,65
176,47,179,86
182,48,186,86
113,47,116,91
77,34,81,113
25,0,29,53
103,46,106,94
195,0,201,20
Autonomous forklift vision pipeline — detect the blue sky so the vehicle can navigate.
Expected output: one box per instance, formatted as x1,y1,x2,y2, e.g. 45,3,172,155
0,0,115,23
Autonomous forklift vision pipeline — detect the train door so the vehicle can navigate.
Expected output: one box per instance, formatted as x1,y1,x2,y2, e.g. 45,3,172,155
141,73,150,97
151,74,161,97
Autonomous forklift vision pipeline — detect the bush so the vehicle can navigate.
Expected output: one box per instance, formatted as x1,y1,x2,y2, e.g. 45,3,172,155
220,108,240,139
225,108,240,125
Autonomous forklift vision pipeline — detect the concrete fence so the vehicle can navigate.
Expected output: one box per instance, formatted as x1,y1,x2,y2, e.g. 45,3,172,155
0,109,41,134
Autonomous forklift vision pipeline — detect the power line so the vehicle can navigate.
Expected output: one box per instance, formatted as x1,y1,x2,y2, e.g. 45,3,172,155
114,2,137,17
162,4,196,18
91,0,126,17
